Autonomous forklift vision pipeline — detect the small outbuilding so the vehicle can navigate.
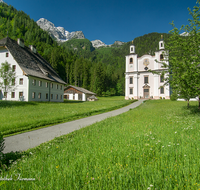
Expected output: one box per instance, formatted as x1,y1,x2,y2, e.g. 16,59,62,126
64,85,96,101
88,95,98,101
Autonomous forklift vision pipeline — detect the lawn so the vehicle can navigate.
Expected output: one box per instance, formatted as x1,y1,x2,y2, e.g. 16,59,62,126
0,96,134,136
0,100,200,189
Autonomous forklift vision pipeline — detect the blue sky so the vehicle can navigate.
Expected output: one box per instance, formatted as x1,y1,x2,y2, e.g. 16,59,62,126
4,0,198,45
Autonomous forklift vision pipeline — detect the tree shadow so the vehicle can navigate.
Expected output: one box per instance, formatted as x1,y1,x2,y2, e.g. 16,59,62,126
0,151,29,171
0,101,37,108
182,105,200,115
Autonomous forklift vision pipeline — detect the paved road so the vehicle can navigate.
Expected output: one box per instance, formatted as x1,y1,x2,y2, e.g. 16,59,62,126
3,100,143,153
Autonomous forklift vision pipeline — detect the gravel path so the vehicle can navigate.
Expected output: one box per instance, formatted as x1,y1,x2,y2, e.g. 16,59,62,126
3,100,143,153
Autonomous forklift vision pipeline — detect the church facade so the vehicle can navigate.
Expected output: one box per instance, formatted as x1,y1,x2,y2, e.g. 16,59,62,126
125,38,170,100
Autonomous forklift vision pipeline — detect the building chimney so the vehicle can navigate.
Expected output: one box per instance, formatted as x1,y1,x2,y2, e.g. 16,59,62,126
29,45,37,53
17,38,24,48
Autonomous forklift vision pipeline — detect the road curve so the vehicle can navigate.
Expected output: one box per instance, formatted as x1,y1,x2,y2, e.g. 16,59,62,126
3,100,143,153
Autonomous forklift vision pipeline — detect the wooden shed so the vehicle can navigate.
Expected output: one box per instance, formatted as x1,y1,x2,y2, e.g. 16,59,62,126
64,85,96,101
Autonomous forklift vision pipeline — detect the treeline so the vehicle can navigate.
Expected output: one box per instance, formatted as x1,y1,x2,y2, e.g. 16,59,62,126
0,2,171,96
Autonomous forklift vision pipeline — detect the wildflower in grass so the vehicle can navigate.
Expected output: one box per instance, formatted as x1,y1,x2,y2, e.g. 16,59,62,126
56,165,59,168
168,145,171,146
162,146,164,148
177,143,179,145
150,184,153,187
184,155,186,157
175,131,177,133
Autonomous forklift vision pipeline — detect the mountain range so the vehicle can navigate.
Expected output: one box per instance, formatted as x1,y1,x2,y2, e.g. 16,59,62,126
37,18,85,42
36,18,124,48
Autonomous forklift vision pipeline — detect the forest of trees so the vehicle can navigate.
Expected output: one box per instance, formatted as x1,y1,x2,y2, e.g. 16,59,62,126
0,2,171,96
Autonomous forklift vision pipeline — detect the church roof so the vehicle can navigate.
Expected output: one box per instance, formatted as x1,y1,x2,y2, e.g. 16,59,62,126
0,37,66,84
64,85,96,95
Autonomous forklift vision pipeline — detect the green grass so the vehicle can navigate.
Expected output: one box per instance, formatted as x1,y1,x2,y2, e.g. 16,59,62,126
0,97,135,136
1,100,200,189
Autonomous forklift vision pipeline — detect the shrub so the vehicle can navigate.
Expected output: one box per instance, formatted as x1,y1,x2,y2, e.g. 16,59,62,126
160,97,162,99
170,92,178,101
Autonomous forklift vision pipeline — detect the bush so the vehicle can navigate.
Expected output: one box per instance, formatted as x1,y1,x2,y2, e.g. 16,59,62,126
170,92,178,101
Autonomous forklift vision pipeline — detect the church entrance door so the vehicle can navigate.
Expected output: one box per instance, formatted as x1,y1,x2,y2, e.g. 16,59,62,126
144,89,149,98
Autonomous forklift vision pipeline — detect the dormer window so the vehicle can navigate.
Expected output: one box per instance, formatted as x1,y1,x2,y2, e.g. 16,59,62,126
130,58,133,64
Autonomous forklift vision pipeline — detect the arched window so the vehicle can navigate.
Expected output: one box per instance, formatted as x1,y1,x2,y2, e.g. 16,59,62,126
130,58,133,64
160,54,164,61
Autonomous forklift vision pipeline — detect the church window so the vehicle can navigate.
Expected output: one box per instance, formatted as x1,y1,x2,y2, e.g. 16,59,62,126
144,76,149,84
130,58,133,64
130,77,133,84
161,43,163,47
160,54,164,61
160,75,164,82
160,87,164,94
130,88,133,94
131,48,133,51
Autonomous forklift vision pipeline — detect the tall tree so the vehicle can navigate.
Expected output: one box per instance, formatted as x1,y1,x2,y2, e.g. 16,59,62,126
156,0,200,107
0,61,16,100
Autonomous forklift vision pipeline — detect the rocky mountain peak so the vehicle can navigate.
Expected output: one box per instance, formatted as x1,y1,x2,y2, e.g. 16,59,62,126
36,18,85,42
91,40,107,48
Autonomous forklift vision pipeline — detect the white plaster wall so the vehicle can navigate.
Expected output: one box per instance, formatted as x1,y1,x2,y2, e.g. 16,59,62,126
0,48,64,102
75,93,78,100
138,55,155,71
69,94,73,100
0,48,29,101
82,93,86,101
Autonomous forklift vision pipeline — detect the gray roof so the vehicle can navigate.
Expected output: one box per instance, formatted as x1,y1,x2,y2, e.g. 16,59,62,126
88,95,98,99
65,85,96,95
0,37,66,84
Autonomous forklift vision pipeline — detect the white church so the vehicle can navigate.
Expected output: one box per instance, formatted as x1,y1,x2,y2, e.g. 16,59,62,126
125,37,170,100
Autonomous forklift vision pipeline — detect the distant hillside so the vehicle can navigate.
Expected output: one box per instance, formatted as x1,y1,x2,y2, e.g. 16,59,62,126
61,38,95,53
0,2,172,97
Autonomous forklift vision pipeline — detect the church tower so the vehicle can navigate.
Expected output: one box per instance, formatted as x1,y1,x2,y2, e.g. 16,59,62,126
159,35,164,50
130,40,135,54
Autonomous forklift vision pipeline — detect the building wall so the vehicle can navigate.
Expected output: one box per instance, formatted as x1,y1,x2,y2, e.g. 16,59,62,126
28,76,64,102
0,47,29,101
125,44,170,100
0,47,64,102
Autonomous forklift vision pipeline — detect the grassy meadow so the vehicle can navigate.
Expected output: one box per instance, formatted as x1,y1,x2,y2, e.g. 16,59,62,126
0,99,200,189
0,97,134,136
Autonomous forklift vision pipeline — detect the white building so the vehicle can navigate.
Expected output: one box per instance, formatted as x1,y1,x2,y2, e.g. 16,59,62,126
125,37,170,100
0,37,66,102
64,85,97,101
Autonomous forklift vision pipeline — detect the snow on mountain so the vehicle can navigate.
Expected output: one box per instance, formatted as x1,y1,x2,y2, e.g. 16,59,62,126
180,32,189,36
91,40,107,48
36,18,85,42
